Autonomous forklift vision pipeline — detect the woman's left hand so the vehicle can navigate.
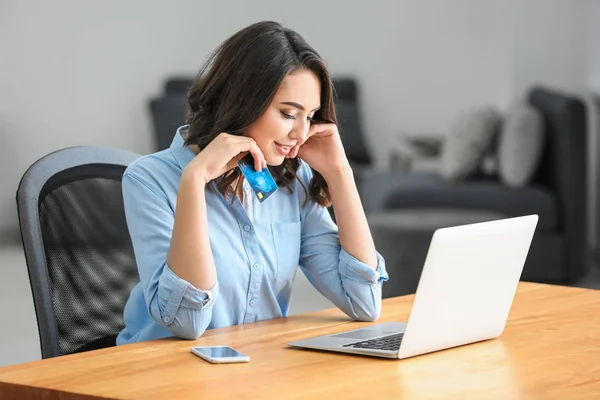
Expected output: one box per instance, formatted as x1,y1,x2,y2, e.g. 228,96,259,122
287,123,350,177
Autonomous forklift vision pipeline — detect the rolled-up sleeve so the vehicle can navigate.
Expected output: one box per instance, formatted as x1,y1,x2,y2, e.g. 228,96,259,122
339,249,388,284
297,166,389,322
122,171,216,339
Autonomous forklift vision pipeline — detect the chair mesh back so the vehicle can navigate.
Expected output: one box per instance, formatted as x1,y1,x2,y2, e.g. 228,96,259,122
38,164,139,355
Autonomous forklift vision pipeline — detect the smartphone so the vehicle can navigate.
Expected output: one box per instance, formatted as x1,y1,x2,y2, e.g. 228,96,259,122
237,153,278,202
190,346,250,364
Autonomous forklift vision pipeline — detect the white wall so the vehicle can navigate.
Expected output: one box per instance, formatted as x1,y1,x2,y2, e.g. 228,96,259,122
511,0,600,256
588,1,600,92
0,0,516,232
585,1,600,252
510,0,600,256
511,0,588,97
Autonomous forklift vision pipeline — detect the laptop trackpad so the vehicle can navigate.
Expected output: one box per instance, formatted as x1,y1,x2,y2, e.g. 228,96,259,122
331,330,397,340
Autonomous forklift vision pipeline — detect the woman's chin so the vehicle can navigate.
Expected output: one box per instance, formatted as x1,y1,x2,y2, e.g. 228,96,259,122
265,155,286,166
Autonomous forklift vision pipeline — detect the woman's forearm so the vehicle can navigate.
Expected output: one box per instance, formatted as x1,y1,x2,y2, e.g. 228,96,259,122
167,171,217,290
324,166,378,269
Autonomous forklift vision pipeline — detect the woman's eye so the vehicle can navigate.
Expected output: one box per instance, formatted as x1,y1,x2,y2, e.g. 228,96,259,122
281,111,295,120
282,111,314,122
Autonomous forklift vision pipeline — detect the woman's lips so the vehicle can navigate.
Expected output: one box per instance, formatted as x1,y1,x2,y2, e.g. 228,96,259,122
275,142,292,155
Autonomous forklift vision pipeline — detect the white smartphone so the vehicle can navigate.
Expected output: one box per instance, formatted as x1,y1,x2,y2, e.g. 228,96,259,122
190,346,250,364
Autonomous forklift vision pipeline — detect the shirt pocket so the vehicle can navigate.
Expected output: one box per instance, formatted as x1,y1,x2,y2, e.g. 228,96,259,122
271,222,301,284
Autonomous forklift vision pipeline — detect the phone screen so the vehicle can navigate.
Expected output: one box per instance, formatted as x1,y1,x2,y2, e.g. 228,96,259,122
192,346,247,359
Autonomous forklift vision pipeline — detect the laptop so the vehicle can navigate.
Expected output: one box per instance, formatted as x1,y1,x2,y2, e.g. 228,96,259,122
287,214,538,359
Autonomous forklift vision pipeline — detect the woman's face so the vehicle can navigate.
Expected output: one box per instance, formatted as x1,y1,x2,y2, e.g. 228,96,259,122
246,69,321,166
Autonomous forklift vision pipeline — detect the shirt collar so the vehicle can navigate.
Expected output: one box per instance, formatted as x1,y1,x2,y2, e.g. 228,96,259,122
170,125,195,171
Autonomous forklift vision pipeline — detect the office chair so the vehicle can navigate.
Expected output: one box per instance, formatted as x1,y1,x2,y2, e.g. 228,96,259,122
149,95,188,151
331,78,373,167
148,77,193,151
148,77,373,158
16,146,141,358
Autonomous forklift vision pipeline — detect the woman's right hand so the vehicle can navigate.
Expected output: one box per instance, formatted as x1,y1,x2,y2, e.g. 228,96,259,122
184,133,266,183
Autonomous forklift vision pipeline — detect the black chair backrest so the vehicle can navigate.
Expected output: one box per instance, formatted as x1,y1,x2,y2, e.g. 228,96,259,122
528,86,587,280
164,77,193,96
16,146,141,358
149,95,188,151
148,76,373,164
332,78,372,166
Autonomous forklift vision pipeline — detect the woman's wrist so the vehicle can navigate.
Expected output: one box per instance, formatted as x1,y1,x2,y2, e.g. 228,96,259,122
181,167,210,188
322,163,353,185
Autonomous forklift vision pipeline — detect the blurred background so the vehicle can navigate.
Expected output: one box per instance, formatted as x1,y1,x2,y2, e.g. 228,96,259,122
1,0,600,366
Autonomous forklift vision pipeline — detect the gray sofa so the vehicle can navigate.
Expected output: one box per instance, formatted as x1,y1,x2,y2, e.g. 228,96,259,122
148,78,589,296
360,87,588,297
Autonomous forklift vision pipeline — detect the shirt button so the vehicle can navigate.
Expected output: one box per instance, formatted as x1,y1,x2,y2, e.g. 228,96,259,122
244,225,251,232
372,272,380,284
253,263,259,270
163,316,171,323
249,299,255,307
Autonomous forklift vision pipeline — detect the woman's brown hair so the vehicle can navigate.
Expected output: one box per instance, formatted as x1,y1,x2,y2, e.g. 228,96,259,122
184,20,337,207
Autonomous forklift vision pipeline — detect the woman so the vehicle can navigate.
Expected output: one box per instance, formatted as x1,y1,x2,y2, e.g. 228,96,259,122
116,20,388,346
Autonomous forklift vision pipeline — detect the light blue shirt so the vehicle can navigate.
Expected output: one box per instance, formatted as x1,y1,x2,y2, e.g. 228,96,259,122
116,126,389,345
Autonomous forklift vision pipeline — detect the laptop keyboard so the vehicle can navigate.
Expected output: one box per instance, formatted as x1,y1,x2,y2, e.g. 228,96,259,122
341,332,404,351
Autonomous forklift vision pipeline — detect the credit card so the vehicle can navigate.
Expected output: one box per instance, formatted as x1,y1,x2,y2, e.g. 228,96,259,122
237,153,278,202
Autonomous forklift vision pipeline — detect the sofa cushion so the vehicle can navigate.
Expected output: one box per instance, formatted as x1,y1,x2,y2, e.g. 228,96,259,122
439,106,502,181
498,102,545,187
364,172,558,230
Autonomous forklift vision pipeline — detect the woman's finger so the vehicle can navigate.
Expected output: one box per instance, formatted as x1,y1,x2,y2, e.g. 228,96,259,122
225,135,265,171
308,122,323,137
290,144,300,159
248,141,265,171
225,151,247,172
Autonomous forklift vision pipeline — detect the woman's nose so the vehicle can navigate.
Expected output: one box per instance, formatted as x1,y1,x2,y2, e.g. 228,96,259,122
290,119,309,143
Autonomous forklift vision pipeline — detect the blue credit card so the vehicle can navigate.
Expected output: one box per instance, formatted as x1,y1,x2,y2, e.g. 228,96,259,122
237,154,278,202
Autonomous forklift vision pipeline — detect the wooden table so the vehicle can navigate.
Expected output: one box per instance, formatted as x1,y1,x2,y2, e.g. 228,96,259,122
0,282,599,399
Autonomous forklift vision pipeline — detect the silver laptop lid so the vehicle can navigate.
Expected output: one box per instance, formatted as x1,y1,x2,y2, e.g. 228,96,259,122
397,214,538,359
